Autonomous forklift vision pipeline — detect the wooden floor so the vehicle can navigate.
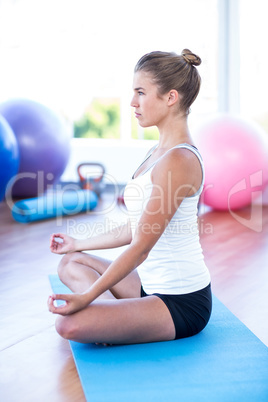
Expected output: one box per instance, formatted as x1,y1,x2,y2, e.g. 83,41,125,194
0,194,268,402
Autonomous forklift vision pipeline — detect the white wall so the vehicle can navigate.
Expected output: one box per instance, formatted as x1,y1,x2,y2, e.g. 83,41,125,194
61,138,157,185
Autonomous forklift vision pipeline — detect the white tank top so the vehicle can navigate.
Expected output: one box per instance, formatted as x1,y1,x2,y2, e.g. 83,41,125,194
124,143,210,295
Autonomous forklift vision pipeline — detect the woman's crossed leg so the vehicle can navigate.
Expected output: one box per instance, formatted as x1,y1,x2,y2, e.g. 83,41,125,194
54,251,176,344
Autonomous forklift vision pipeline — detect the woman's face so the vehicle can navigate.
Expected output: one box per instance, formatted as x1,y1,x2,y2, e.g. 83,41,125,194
131,71,169,128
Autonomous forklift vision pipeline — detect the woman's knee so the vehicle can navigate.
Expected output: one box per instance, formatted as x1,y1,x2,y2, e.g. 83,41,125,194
57,252,80,280
55,315,79,341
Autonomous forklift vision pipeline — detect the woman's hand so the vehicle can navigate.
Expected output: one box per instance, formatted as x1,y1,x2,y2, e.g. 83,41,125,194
50,233,77,254
47,292,89,315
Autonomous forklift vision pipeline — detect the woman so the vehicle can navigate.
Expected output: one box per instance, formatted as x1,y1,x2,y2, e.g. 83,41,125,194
48,49,212,345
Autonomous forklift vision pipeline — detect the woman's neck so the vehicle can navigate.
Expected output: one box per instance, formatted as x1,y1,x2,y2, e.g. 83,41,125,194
157,114,193,149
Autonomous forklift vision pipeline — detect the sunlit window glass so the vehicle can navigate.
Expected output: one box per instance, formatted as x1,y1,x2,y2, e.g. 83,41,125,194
0,0,218,141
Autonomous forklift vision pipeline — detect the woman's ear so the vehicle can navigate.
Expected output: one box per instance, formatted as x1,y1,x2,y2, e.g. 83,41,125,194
167,89,180,106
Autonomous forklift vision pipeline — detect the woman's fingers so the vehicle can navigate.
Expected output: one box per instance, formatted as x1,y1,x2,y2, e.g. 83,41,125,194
47,293,86,316
52,233,64,240
49,234,65,253
50,233,64,245
47,294,70,315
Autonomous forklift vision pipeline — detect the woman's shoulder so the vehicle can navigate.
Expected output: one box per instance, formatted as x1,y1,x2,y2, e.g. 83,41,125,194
151,144,202,185
161,144,200,167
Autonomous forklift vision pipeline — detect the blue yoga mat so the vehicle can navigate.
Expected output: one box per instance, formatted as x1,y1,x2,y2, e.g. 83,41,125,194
12,189,98,223
49,275,268,402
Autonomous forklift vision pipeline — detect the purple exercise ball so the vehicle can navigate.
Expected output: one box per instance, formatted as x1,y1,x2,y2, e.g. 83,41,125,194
0,99,71,198
0,115,20,201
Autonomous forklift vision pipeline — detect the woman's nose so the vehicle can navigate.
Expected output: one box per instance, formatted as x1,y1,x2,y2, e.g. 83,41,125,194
130,95,138,108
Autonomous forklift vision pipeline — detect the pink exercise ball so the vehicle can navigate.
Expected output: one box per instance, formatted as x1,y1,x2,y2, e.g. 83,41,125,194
193,114,268,211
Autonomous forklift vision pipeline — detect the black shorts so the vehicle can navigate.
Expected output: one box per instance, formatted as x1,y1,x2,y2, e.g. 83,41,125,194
141,283,212,340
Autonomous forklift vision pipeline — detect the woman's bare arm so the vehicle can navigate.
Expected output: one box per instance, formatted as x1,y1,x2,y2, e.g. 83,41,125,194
50,220,132,255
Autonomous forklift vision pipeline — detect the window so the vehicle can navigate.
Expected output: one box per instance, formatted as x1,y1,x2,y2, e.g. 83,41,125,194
239,0,268,133
0,0,218,140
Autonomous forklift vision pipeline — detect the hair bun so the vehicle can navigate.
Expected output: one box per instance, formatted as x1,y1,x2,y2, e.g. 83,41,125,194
181,49,201,66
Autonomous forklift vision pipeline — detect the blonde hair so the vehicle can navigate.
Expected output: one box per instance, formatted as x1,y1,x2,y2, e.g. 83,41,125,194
134,49,201,115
